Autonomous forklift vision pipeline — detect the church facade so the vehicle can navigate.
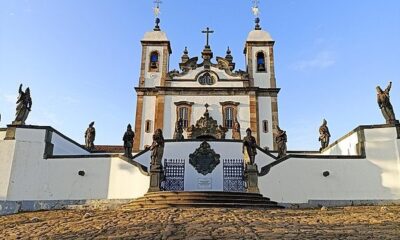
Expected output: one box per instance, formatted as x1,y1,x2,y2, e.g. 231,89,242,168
133,23,280,152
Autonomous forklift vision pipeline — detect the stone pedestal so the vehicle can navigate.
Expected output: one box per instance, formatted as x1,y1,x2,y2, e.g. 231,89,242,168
245,164,260,193
4,126,16,140
148,164,164,193
396,124,400,139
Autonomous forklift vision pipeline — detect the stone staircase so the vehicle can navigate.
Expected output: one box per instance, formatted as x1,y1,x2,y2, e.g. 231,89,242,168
124,191,283,209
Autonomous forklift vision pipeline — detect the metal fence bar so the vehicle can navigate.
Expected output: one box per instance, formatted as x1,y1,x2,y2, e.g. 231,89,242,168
223,159,245,192
164,159,185,191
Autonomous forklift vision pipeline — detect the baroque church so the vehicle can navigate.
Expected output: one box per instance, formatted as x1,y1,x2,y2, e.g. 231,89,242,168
1,1,400,215
133,11,279,152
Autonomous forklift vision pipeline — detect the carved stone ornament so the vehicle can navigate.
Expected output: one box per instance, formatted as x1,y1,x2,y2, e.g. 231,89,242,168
197,71,218,85
187,104,226,139
189,141,221,175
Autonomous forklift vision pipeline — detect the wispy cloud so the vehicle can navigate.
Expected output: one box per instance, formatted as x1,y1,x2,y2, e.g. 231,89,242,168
292,51,336,71
29,109,64,127
2,94,17,105
60,96,80,105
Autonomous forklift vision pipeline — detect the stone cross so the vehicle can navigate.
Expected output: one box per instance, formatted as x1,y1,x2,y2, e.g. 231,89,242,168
205,103,210,111
202,27,214,47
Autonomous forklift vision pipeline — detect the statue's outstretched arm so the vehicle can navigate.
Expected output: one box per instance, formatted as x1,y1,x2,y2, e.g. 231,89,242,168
18,84,23,94
385,81,392,93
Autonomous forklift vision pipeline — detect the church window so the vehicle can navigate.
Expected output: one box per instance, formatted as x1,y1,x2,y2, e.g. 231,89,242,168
220,101,240,129
262,120,269,133
256,52,266,72
174,101,194,130
197,71,218,85
199,72,214,85
145,120,152,133
225,107,234,129
178,107,189,128
149,51,160,72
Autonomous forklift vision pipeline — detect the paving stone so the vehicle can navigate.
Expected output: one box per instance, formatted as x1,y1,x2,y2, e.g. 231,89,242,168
0,206,399,239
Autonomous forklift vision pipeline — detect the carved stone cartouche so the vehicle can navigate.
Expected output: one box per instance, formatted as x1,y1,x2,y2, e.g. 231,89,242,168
189,141,221,175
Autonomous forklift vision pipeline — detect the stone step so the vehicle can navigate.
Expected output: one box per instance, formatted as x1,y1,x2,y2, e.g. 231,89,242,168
135,198,276,204
136,194,271,202
145,191,263,197
124,191,282,209
143,191,268,200
125,202,283,209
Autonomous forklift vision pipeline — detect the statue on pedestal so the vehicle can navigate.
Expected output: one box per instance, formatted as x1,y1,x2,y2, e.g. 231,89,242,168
148,129,165,192
377,81,397,124
216,125,227,139
275,126,287,159
13,84,32,125
173,118,184,140
242,128,257,165
187,124,195,139
242,128,260,193
232,118,241,140
150,129,165,166
318,119,330,151
122,124,135,158
85,121,96,151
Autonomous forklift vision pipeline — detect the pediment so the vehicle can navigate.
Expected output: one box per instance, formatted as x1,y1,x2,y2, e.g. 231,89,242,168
169,65,246,81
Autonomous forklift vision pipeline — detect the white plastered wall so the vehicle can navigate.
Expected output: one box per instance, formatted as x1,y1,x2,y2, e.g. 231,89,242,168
141,96,156,149
108,157,149,199
261,126,400,204
0,138,16,200
257,96,273,149
4,128,149,201
0,130,6,140
52,132,89,155
322,132,359,155
363,128,400,195
163,95,251,139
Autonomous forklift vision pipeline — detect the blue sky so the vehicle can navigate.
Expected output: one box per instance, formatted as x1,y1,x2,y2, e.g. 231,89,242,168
0,0,399,150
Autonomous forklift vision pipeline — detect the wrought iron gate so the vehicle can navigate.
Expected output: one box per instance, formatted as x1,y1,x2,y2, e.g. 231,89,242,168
163,159,185,191
223,159,245,192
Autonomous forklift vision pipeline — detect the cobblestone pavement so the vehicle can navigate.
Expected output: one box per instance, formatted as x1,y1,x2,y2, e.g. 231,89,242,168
0,206,399,239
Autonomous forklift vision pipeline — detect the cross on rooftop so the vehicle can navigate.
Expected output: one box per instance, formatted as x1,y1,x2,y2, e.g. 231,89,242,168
252,0,260,17
153,0,162,17
202,27,214,47
154,0,162,7
252,0,259,7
